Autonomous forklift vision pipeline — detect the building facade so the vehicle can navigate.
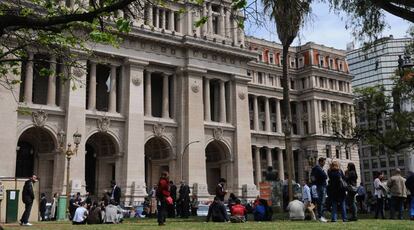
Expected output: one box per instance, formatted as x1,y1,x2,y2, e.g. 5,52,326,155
347,36,413,191
0,0,359,204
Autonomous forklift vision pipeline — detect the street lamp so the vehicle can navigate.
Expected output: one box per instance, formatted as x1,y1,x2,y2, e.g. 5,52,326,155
57,130,82,218
180,140,200,181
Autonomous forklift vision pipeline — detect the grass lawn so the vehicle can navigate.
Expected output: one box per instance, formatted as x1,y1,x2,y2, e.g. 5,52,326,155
2,215,413,230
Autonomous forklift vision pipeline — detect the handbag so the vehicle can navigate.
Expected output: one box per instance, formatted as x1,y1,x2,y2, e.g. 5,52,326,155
340,177,348,190
166,196,173,205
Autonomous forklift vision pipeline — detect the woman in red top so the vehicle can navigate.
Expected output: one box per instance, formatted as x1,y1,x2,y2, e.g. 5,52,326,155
156,171,170,226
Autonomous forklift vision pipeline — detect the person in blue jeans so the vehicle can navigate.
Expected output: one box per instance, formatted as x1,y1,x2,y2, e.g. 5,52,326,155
311,157,328,222
405,171,414,220
328,161,347,222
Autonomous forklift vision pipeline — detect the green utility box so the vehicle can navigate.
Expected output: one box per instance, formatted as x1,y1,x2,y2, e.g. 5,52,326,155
6,190,19,223
57,195,67,220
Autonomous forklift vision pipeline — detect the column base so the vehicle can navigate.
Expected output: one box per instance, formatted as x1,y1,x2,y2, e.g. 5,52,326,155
123,181,148,206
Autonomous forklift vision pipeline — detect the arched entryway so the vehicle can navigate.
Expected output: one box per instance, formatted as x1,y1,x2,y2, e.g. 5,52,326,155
85,132,119,196
144,137,172,193
205,140,231,195
17,127,56,198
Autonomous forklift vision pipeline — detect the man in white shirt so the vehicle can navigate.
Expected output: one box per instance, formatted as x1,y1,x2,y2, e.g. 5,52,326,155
72,202,88,225
287,196,305,220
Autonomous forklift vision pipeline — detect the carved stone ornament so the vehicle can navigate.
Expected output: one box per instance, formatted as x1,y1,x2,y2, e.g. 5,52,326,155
97,116,110,132
238,91,246,100
191,82,199,93
213,127,224,141
132,76,142,86
153,123,165,137
32,110,48,127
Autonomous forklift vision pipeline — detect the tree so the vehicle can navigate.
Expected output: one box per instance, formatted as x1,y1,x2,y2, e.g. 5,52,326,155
325,0,414,43
261,0,311,202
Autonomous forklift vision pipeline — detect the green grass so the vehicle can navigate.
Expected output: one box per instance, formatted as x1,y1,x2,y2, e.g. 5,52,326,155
2,215,413,230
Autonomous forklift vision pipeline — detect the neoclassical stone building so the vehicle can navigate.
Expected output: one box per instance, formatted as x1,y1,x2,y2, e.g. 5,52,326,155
0,0,359,204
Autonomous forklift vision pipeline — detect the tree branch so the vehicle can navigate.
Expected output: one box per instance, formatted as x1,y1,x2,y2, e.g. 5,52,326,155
0,0,137,34
374,0,414,23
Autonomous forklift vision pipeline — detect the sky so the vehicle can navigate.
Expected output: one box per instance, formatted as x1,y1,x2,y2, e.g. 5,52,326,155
244,2,412,50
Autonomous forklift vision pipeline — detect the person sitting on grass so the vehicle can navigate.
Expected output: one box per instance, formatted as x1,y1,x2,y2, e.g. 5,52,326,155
230,199,247,223
206,196,229,222
72,202,88,225
105,200,122,224
87,201,102,224
287,195,305,221
253,199,272,221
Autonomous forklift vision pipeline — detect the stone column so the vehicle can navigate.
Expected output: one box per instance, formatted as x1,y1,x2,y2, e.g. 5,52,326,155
123,58,149,202
254,147,262,185
232,15,238,45
169,10,174,30
306,101,312,133
266,148,273,167
219,6,225,36
145,71,152,116
147,4,153,27
253,95,259,131
108,65,117,113
207,3,212,34
162,74,169,118
219,80,226,123
47,55,57,106
312,100,320,134
338,102,342,132
161,9,166,29
298,150,304,183
201,3,207,36
264,97,271,132
327,100,332,133
225,8,230,37
24,52,34,103
87,61,96,110
277,148,285,180
185,7,192,35
204,78,211,121
155,7,159,28
276,99,282,133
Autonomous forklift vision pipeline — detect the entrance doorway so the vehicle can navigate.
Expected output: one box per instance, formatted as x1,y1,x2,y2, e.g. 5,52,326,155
205,140,231,195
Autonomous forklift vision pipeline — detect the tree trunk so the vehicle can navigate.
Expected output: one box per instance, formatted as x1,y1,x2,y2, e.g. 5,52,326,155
281,44,294,202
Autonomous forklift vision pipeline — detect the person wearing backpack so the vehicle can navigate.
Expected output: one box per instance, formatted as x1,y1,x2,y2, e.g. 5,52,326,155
327,161,347,222
310,157,328,222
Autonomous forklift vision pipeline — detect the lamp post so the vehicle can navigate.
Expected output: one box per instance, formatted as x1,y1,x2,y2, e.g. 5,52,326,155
180,140,200,181
57,130,82,217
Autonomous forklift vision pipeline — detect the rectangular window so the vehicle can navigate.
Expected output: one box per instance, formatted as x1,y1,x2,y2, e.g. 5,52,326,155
335,146,340,159
258,72,263,84
380,158,387,168
302,101,307,113
269,53,274,64
304,122,309,134
290,80,295,89
302,78,306,89
326,145,331,158
322,121,327,133
345,147,350,159
319,77,324,88
372,159,378,169
258,53,263,62
269,76,274,86
363,160,369,169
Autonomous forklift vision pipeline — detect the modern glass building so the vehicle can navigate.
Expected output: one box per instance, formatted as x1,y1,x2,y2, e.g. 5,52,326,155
347,36,412,192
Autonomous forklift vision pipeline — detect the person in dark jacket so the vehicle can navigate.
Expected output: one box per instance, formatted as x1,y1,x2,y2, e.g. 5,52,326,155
156,171,170,226
215,178,227,201
328,161,347,222
206,196,229,222
109,180,121,205
310,157,328,222
39,193,47,221
69,192,81,220
20,175,37,226
405,171,414,220
168,181,177,218
178,180,190,218
345,162,358,221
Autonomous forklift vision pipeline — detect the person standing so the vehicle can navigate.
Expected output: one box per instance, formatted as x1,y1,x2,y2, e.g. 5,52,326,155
20,175,37,226
310,157,328,222
215,178,227,202
69,192,81,220
356,183,366,213
168,181,177,218
405,171,414,220
156,171,170,226
345,162,358,221
50,193,58,221
110,180,121,205
178,180,190,218
327,161,347,222
39,193,47,221
387,168,407,219
374,171,386,219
